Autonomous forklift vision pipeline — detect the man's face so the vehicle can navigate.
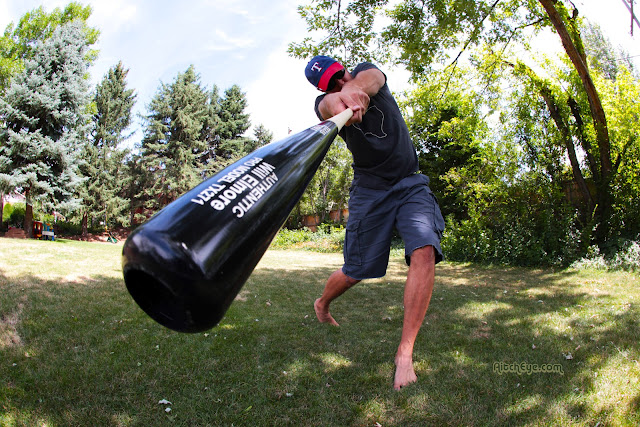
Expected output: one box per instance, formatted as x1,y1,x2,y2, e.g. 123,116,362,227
326,69,349,93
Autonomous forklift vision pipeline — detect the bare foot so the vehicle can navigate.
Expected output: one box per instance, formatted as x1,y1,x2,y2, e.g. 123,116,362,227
314,298,340,326
394,355,417,390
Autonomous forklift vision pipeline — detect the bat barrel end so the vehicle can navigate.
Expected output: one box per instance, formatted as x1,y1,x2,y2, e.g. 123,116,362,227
124,267,223,333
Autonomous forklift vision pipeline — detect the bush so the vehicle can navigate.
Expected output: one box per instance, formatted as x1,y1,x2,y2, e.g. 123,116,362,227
611,240,640,272
441,199,582,268
572,240,640,273
4,203,26,228
55,220,83,236
272,224,345,252
441,215,492,263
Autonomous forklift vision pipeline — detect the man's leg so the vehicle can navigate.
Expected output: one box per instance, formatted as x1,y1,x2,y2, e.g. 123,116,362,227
394,245,435,390
314,269,360,326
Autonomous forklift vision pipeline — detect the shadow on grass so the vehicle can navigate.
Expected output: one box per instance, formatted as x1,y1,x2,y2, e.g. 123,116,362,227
0,259,638,426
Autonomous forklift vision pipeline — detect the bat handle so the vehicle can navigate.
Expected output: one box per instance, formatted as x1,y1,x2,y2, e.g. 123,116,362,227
328,109,354,131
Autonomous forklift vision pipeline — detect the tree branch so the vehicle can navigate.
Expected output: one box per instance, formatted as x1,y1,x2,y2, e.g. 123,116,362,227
538,0,612,180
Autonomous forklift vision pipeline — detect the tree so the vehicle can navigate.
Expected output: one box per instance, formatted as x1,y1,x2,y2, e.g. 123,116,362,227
137,67,257,217
597,67,640,242
138,65,212,213
483,23,640,249
122,153,150,226
0,2,97,227
0,2,99,93
215,85,253,163
250,124,274,151
78,61,136,235
401,69,486,220
0,22,91,237
196,84,255,177
296,138,352,223
290,0,628,250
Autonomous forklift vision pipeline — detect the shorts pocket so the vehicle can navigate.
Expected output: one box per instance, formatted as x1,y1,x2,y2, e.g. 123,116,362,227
344,219,362,266
431,193,446,238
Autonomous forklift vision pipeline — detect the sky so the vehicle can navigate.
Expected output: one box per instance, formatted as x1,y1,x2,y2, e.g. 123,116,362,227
1,0,638,145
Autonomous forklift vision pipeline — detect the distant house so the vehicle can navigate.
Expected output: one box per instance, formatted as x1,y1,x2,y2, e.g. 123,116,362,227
1,192,65,222
2,191,26,205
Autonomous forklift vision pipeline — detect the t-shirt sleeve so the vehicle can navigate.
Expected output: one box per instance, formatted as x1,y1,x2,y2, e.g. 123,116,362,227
351,63,387,86
313,95,326,121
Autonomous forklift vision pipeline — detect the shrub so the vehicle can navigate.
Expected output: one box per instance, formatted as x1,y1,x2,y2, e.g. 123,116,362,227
441,199,582,268
55,220,83,236
610,240,640,272
5,203,26,228
571,240,640,272
441,215,492,263
271,224,345,252
570,245,609,271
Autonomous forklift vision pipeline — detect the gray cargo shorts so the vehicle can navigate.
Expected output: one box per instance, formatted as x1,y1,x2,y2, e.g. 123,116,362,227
342,173,444,280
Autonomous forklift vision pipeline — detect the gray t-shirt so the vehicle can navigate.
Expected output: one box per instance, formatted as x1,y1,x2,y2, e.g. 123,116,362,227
315,62,418,189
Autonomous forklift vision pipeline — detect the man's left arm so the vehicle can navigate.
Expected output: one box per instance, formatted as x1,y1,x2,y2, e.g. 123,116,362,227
338,68,385,125
316,66,386,125
346,67,386,98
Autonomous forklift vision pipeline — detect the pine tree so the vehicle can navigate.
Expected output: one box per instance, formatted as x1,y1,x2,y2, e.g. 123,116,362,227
78,61,136,235
216,85,252,160
0,2,99,93
122,153,149,226
251,124,274,151
0,22,91,237
139,65,210,212
137,68,256,216
197,84,256,175
198,85,223,177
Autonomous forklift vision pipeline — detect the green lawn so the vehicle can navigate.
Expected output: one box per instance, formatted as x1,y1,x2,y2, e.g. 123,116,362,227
1,238,639,426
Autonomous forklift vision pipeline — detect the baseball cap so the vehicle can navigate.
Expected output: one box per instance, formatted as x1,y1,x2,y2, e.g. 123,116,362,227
305,55,345,92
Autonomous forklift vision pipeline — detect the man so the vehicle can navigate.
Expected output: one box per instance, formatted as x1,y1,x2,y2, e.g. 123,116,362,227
304,55,445,390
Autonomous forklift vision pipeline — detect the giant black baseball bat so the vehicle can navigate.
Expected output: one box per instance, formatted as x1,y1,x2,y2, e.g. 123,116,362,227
122,109,353,333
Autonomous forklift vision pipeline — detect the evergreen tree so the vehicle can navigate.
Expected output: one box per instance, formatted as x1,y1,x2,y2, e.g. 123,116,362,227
137,67,255,215
252,124,274,150
78,61,136,234
0,2,99,93
198,85,223,177
139,65,210,212
216,85,252,160
0,22,91,237
122,153,150,226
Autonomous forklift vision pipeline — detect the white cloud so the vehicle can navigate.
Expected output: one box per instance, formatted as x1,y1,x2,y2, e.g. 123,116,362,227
0,0,10,30
204,29,255,52
89,0,137,35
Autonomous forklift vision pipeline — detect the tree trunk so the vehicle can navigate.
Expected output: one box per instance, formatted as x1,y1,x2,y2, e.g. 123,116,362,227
539,0,611,176
539,87,594,212
24,188,33,238
82,211,88,237
539,0,613,246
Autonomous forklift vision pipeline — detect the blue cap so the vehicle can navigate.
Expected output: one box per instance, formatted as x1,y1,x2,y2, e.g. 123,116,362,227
305,55,345,92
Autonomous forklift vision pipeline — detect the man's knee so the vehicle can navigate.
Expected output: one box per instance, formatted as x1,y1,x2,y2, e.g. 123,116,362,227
410,245,436,265
338,269,361,287
345,275,361,287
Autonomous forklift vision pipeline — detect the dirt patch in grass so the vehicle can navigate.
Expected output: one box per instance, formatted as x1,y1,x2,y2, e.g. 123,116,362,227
0,301,24,349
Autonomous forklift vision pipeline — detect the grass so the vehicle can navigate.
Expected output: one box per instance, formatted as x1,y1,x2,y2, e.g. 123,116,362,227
1,237,639,426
